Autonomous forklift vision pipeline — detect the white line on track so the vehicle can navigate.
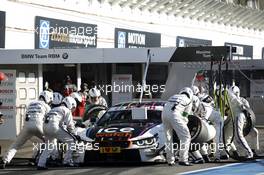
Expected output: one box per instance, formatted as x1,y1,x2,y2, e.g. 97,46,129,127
179,159,264,175
179,162,244,175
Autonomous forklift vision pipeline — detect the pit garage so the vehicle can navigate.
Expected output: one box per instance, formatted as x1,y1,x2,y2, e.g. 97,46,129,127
1,0,264,173
0,47,263,174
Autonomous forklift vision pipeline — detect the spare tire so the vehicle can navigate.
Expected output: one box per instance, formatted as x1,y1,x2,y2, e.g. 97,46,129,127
223,108,256,137
173,115,216,145
188,115,216,144
242,108,256,136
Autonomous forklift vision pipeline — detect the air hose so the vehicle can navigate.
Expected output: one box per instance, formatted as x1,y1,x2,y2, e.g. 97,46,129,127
211,60,237,160
222,89,237,159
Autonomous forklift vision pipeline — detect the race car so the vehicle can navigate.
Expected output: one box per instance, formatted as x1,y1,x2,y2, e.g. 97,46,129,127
76,101,216,163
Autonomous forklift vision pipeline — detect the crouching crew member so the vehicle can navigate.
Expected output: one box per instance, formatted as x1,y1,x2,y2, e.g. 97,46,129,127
37,96,77,170
0,91,53,169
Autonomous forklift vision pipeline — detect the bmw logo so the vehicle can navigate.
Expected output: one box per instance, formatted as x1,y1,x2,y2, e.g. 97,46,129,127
62,53,69,59
39,20,50,49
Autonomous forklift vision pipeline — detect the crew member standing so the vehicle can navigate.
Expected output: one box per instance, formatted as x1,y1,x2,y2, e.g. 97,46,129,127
162,87,194,166
227,85,259,159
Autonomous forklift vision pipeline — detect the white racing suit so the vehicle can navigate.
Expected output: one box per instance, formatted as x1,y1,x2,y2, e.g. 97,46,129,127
2,100,50,164
99,97,108,108
227,90,259,158
191,94,225,160
37,106,76,167
223,115,237,153
162,94,192,164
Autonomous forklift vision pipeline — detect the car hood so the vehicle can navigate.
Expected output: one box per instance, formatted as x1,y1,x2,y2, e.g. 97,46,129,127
86,123,157,141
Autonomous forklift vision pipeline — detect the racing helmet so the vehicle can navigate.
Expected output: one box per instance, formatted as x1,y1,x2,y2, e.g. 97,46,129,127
70,92,82,105
192,86,200,96
179,87,194,100
39,90,53,104
230,85,240,97
89,88,101,97
62,96,77,110
52,92,63,106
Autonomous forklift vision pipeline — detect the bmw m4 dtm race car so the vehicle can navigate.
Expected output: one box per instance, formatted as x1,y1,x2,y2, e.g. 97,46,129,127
74,101,216,164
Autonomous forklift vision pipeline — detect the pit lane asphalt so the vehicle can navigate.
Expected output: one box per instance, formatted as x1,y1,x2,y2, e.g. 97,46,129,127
0,160,240,175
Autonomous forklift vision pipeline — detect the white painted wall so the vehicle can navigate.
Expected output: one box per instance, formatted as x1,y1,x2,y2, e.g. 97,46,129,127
1,0,264,59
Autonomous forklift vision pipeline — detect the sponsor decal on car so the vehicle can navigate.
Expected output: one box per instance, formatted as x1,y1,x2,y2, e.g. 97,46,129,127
96,132,132,138
96,127,135,138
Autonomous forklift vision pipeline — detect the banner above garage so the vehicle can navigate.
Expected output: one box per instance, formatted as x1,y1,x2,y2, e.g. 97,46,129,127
225,42,253,60
115,28,161,48
0,11,5,48
0,47,262,65
262,47,264,59
35,16,97,49
176,36,212,47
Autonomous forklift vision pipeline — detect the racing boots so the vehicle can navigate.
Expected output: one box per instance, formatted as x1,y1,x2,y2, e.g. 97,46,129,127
252,149,262,159
168,162,175,166
179,161,193,166
192,158,205,164
37,166,48,170
202,155,211,163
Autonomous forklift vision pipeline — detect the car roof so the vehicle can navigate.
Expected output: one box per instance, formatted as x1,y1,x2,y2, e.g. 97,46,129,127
109,101,166,112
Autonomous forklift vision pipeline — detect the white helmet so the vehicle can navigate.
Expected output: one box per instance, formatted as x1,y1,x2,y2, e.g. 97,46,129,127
70,92,82,103
230,85,240,97
52,92,63,106
179,87,194,100
89,88,101,97
192,86,200,96
62,96,77,110
39,90,53,104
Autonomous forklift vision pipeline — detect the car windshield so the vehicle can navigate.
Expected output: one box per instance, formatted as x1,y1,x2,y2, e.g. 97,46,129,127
97,110,162,126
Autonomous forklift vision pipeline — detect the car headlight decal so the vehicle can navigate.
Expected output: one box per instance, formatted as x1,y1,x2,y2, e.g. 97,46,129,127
145,138,154,145
134,137,156,146
136,140,145,146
